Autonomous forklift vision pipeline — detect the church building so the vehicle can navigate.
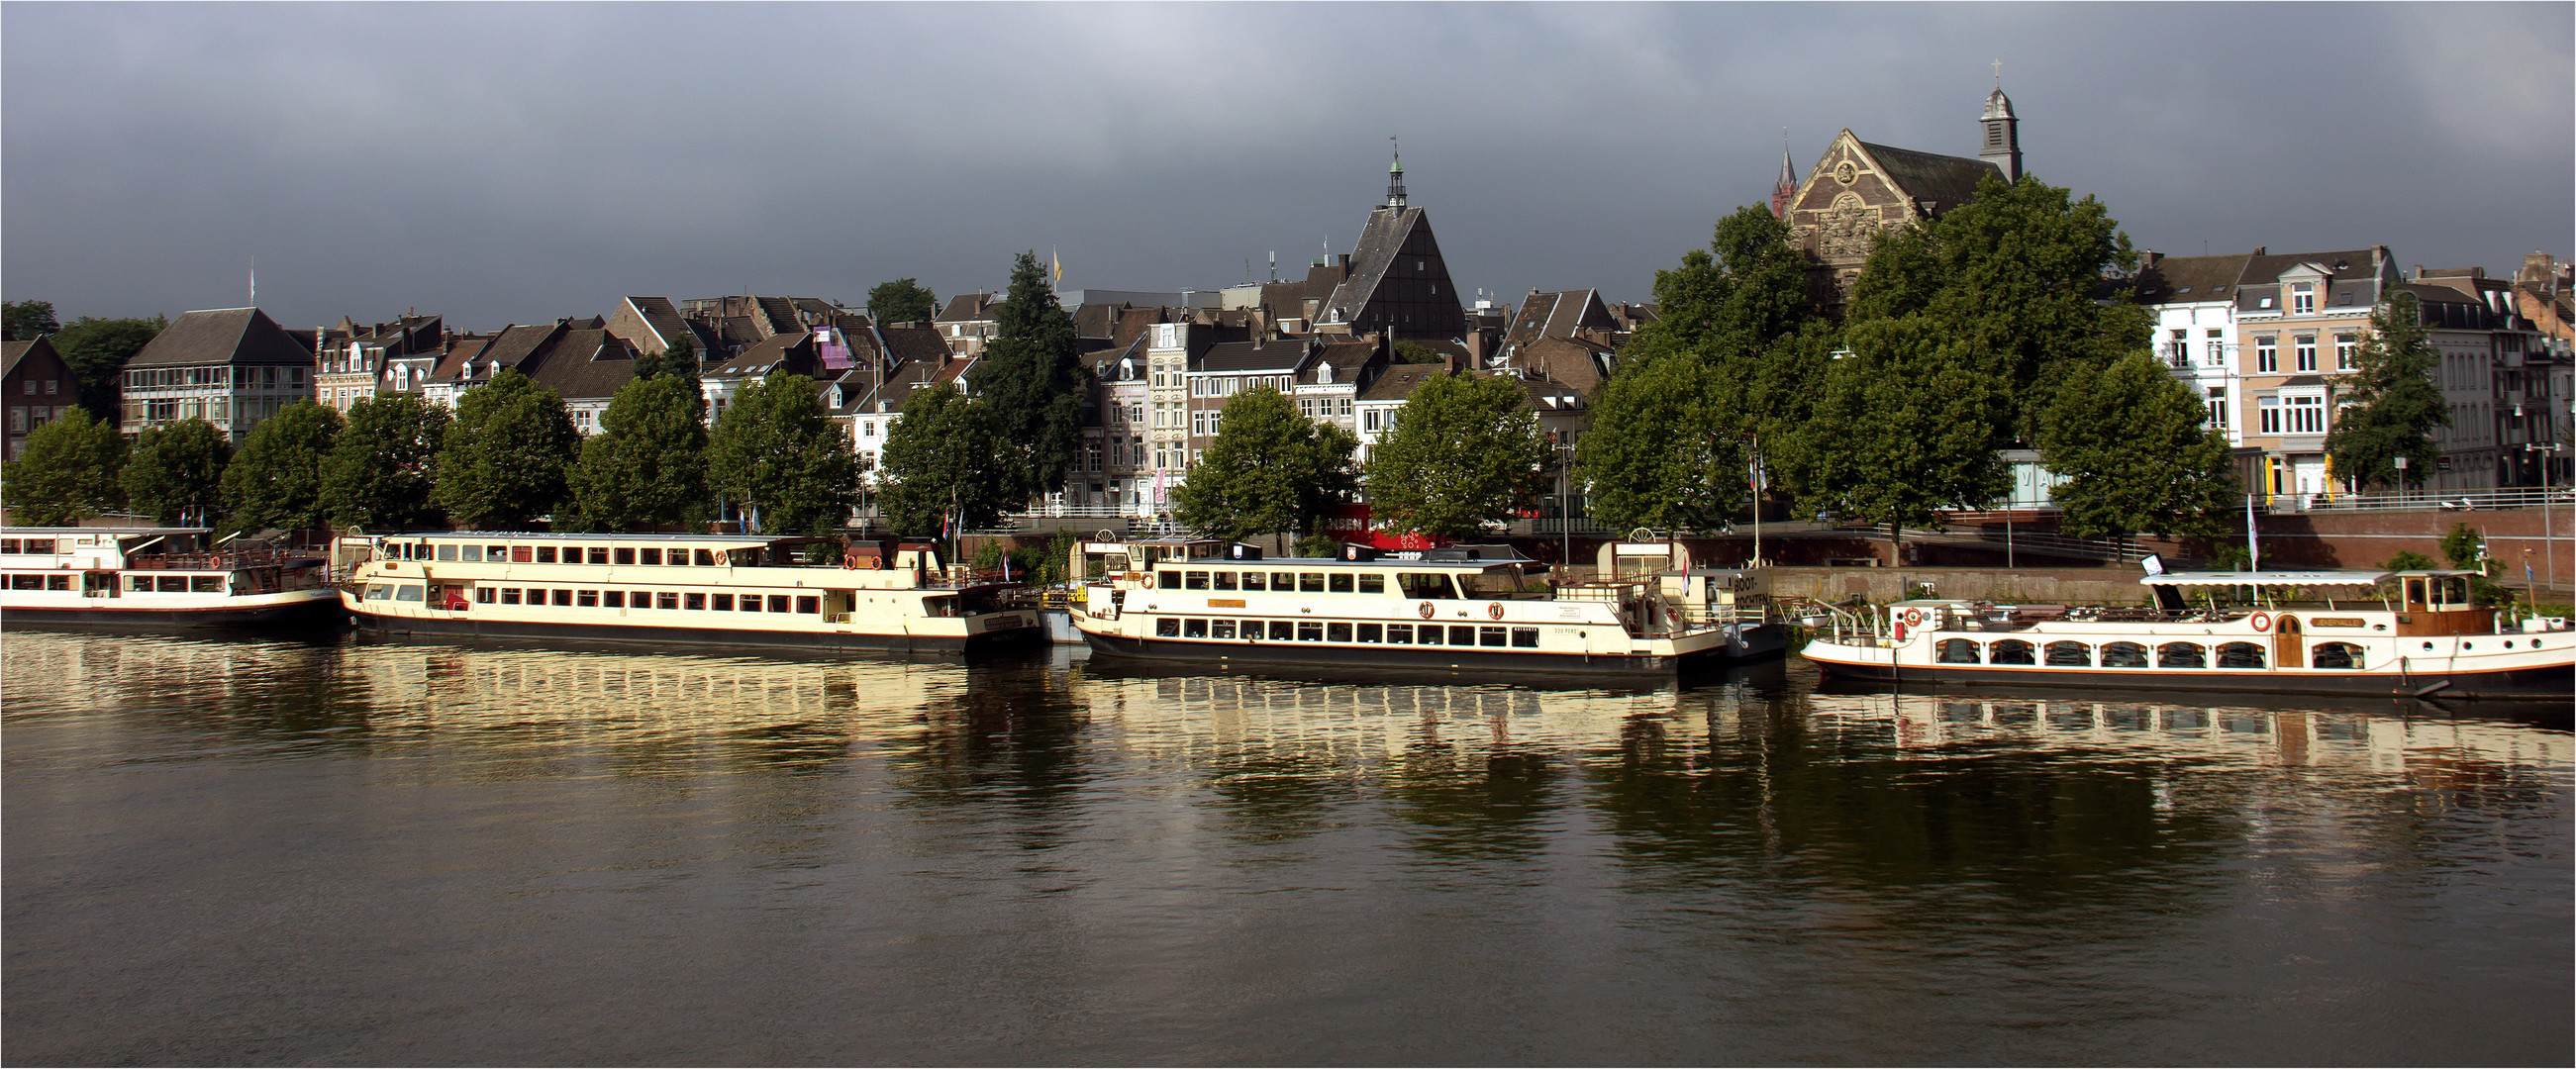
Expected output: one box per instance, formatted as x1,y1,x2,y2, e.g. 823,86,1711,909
1778,82,2024,317
1318,149,1466,341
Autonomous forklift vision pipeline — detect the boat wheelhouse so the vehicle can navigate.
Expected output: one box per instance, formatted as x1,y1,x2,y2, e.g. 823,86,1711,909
1798,567,2572,699
0,527,338,629
343,532,1039,653
1070,538,1783,677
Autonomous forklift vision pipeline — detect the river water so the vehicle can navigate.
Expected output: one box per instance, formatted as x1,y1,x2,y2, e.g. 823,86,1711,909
4,630,2567,1065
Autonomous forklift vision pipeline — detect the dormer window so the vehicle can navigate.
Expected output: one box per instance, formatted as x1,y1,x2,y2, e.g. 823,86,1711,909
2292,282,2316,315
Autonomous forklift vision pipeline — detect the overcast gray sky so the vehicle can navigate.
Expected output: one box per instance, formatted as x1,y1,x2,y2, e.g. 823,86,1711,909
5,2,2569,332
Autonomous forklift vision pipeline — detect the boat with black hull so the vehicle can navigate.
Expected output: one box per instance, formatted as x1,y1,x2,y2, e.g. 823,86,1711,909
0,527,339,630
1071,538,1784,678
1798,566,2572,700
343,532,1040,654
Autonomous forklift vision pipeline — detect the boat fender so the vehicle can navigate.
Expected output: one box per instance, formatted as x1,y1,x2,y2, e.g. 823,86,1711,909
1489,603,1507,621
1419,602,1436,620
1902,608,1924,628
2250,611,2273,632
1893,623,1907,641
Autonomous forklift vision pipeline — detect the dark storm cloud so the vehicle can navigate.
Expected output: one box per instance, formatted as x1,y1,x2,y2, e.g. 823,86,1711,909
5,2,2569,330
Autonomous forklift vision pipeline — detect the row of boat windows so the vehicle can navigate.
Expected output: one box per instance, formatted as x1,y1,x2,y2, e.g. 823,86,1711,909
1933,638,2372,670
364,584,821,614
394,543,721,566
0,538,62,554
1157,570,1482,598
7,573,225,593
1153,617,1543,647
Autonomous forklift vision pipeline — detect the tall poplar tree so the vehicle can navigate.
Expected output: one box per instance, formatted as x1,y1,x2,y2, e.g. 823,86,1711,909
2325,292,2448,492
967,251,1085,501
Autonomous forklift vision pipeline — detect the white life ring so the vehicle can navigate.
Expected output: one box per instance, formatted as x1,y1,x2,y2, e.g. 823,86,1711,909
1902,608,1925,628
1419,602,1437,620
1488,603,1507,622
2250,611,2273,632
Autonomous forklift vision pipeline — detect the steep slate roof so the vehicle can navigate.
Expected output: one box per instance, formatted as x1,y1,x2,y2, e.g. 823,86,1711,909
2,338,61,380
126,308,314,369
877,324,951,368
526,330,640,403
1262,261,1350,323
2131,253,2254,304
1853,141,2001,212
427,335,494,383
624,296,692,349
1358,363,1448,403
708,332,816,379
1506,289,1616,347
1322,206,1464,339
1072,302,1128,340
1314,339,1380,373
2233,248,2391,313
1511,335,1616,395
937,293,1000,322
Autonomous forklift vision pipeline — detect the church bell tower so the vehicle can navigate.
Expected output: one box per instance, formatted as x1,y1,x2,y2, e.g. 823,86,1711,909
1980,80,2022,183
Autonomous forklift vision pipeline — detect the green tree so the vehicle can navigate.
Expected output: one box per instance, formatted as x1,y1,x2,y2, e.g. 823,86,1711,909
967,251,1085,499
569,362,709,532
321,393,450,532
2325,292,2448,493
434,368,577,529
1362,372,1550,538
1576,349,1741,533
866,278,939,326
1846,173,2150,439
2036,354,2238,549
1170,386,1360,542
221,400,342,533
875,384,1018,537
4,300,59,340
120,418,230,526
2438,522,2485,571
1792,318,2013,534
1393,340,1443,364
706,371,861,535
50,315,165,424
2,407,127,525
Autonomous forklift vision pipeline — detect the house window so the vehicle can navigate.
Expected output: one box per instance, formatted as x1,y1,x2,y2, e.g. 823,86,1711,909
2207,388,2228,430
2205,329,2226,366
2166,329,2187,362
1338,398,1353,417
2295,335,2317,372
2334,334,2357,371
2255,337,2277,372
2259,396,2280,434
2287,394,2327,435
2292,282,2316,315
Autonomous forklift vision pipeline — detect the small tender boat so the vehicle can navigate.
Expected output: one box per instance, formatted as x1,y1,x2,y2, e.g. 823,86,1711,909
0,527,340,629
1069,538,1784,677
1798,565,2572,699
343,532,1040,653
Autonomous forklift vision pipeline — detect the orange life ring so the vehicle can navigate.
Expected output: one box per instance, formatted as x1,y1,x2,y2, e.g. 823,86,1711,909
1665,606,1681,626
1419,602,1436,620
1488,603,1506,621
1902,608,1925,628
2250,611,2273,632
869,556,884,570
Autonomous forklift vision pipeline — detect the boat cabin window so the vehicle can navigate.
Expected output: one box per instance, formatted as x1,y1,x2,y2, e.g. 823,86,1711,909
2101,642,2149,668
458,545,483,562
1399,573,1455,600
1184,570,1208,590
616,548,637,564
1328,573,1353,593
1157,618,1180,637
1357,574,1385,594
2216,641,2265,669
513,546,533,563
2406,578,2426,605
1452,626,1479,645
438,544,457,561
641,548,663,565
1213,571,1237,591
1387,624,1414,643
1268,621,1292,640
0,539,16,553
2044,641,2092,667
2158,642,2206,668
1212,620,1237,638
1296,622,1323,641
536,546,558,564
1989,639,2035,665
693,549,714,566
1239,572,1264,591
588,547,611,565
1358,624,1383,642
487,544,506,560
1511,628,1538,647
1327,622,1352,641
2312,641,2365,669
396,585,425,602
1159,570,1182,590
1300,573,1326,593
1936,639,1980,663
367,584,390,601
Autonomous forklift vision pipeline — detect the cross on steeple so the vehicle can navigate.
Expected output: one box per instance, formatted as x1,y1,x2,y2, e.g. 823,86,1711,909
1993,58,2002,86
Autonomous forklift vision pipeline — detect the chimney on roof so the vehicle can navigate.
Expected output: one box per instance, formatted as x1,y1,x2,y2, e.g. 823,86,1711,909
2252,246,2265,256
2140,249,2162,269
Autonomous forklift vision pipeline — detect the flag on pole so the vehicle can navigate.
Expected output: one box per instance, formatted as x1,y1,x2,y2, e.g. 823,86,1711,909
1051,247,1062,284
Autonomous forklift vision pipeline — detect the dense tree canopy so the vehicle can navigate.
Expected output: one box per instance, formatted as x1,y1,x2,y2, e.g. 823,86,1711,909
222,400,342,534
568,361,709,532
50,315,165,424
2325,293,2448,492
4,300,60,341
434,369,577,529
322,393,450,531
3,407,127,526
706,372,861,536
875,384,1018,537
1846,173,2150,440
121,418,231,526
1170,386,1359,542
1575,349,1739,534
866,278,939,326
2038,354,2238,545
1792,318,2014,532
967,252,1086,499
1393,340,1443,364
1362,372,1550,538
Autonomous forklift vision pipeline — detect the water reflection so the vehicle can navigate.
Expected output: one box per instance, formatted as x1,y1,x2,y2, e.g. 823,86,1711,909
3,631,2567,1065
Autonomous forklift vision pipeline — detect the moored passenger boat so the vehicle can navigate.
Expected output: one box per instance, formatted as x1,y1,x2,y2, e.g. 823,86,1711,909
0,527,339,629
343,532,1040,653
1070,538,1784,677
1799,567,2573,699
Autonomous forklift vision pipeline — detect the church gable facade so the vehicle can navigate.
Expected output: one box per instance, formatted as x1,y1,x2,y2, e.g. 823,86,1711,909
1785,131,2002,315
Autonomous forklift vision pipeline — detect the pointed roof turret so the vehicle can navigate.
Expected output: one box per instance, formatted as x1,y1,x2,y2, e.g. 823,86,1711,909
1386,136,1407,209
1770,130,1799,218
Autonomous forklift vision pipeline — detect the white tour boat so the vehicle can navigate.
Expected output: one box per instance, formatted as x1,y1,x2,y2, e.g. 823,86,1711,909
0,527,339,629
1069,538,1783,677
343,532,1040,653
1798,565,2573,700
